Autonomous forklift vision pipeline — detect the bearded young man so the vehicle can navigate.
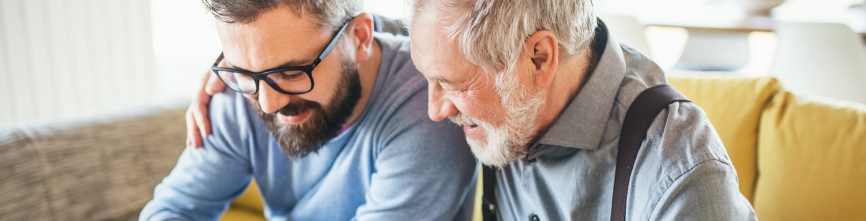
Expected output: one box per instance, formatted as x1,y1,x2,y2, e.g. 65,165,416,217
139,0,477,220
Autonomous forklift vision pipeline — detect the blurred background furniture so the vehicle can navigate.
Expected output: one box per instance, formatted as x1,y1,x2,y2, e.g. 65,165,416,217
667,73,866,220
0,99,188,220
849,1,866,32
666,0,781,71
671,29,752,71
0,98,270,221
633,0,866,73
734,0,786,17
771,22,866,104
598,14,654,58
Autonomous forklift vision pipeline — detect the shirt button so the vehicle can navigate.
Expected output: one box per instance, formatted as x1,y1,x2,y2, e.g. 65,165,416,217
529,214,540,221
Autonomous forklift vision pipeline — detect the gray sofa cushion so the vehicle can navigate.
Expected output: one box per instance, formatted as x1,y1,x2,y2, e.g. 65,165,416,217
0,100,189,221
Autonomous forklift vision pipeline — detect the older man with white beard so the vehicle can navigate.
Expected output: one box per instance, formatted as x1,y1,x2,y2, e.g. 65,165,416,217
403,0,758,220
184,1,758,220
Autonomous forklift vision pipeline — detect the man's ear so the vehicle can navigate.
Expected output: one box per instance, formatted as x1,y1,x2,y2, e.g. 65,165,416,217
349,13,375,63
525,30,559,89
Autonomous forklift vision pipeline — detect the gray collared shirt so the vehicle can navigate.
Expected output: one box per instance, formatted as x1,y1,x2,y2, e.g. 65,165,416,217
492,20,758,221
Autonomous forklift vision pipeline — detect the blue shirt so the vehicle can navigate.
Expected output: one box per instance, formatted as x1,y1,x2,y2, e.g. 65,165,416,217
141,33,478,221
491,20,757,220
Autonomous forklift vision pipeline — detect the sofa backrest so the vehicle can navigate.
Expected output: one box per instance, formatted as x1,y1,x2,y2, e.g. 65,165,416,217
0,101,187,220
753,91,866,220
668,75,781,202
671,74,866,220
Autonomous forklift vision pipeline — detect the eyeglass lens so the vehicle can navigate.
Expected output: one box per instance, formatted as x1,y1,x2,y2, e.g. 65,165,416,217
216,70,312,94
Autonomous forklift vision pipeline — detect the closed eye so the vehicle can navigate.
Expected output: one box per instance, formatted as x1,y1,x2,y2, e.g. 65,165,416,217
280,72,305,80
271,71,305,81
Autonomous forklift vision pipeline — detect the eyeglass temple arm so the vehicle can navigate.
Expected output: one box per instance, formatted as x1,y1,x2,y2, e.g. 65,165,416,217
213,16,353,68
213,52,225,67
315,18,353,66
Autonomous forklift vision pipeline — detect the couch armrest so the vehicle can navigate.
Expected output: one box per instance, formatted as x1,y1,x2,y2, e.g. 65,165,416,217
0,99,189,220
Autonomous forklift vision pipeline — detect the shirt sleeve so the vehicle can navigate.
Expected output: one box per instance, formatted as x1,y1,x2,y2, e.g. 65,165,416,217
649,160,758,220
645,103,758,220
140,91,255,221
352,92,478,221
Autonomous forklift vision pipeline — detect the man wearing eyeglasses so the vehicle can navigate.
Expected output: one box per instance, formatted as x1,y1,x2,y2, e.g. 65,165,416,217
139,0,476,220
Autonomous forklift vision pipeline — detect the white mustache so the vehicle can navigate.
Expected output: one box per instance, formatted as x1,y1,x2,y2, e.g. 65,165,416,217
448,113,482,127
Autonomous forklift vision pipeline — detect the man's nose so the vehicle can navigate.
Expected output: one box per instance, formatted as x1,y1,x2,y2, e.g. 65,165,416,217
257,80,290,113
428,84,458,122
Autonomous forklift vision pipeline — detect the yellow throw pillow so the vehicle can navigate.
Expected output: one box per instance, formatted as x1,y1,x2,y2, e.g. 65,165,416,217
222,180,265,220
754,91,866,221
221,208,267,221
668,75,781,202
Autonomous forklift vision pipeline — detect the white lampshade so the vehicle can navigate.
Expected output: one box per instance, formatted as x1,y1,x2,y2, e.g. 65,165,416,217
733,0,786,17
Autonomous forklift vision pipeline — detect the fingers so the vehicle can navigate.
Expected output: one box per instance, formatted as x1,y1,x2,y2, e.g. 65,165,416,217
186,67,221,149
186,109,203,148
194,100,212,140
205,60,227,95
196,70,216,140
205,71,226,95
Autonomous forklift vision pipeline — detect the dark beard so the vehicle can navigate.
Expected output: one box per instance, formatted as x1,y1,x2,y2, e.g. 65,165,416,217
251,57,362,158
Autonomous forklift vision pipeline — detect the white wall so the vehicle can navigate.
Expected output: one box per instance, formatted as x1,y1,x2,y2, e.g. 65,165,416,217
151,0,222,100
365,0,405,19
0,0,156,127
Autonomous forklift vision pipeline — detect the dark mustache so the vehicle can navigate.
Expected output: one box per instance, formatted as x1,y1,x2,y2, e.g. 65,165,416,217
275,99,319,116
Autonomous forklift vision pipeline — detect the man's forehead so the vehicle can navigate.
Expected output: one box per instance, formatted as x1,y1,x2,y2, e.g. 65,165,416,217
216,6,331,72
410,26,477,84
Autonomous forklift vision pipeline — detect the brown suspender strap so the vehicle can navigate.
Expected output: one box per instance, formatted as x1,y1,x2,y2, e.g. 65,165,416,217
610,84,690,221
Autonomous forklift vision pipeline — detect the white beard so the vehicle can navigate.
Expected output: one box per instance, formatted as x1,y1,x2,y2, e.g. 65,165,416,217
464,118,511,166
450,87,545,167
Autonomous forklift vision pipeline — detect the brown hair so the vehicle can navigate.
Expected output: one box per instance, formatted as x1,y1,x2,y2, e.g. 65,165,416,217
202,0,361,30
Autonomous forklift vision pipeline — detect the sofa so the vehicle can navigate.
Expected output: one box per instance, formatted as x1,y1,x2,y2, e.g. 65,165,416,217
668,74,866,220
1,75,864,221
0,100,189,220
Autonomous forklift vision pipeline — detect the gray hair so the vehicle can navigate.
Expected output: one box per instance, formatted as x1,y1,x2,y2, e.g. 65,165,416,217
405,0,596,75
203,0,362,30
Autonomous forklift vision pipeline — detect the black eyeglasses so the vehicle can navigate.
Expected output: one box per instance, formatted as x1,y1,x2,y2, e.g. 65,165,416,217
211,17,353,95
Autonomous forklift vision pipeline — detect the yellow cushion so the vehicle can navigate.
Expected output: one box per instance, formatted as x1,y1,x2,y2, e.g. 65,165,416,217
221,208,267,221
668,75,781,202
754,91,866,220
222,180,265,220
